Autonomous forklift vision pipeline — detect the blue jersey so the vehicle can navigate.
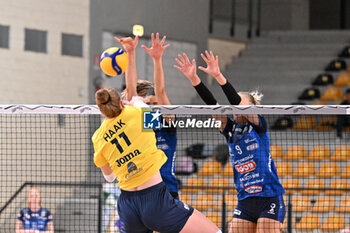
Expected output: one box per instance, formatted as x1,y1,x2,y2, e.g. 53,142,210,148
17,207,52,231
155,117,178,194
222,115,285,201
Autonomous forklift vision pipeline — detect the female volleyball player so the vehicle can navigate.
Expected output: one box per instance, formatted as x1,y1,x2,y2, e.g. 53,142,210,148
115,33,179,199
92,88,221,233
175,51,286,233
16,187,54,233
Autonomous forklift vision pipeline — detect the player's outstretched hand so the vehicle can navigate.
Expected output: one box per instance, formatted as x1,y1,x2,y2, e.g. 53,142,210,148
114,35,139,53
142,33,170,60
198,50,221,79
174,53,201,86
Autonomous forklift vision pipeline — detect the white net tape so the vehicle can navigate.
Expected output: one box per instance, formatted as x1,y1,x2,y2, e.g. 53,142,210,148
0,104,349,115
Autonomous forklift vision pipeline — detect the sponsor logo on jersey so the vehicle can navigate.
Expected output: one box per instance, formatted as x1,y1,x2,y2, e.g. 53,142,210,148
115,149,141,167
171,152,177,176
268,154,272,172
183,203,190,211
268,203,276,214
157,144,169,150
235,160,256,174
234,209,241,216
244,178,264,187
246,143,258,151
234,155,254,165
244,138,256,144
127,162,137,173
125,160,144,179
244,185,262,194
157,137,166,142
239,172,260,182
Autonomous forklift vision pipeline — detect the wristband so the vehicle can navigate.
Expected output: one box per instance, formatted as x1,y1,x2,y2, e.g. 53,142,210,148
194,82,217,105
221,81,241,105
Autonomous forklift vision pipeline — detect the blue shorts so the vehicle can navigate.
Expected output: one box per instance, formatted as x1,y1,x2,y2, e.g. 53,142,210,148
233,196,285,223
117,182,194,233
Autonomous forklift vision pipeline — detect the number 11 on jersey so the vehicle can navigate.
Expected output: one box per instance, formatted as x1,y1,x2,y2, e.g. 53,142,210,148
110,132,131,153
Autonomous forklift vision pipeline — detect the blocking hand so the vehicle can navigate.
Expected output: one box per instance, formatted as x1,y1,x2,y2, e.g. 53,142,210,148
174,53,200,85
141,33,170,59
198,50,221,79
114,35,139,53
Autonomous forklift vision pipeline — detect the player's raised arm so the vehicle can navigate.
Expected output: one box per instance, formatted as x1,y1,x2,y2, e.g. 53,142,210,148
199,50,260,126
174,53,201,87
174,53,227,131
114,36,139,101
174,53,217,105
142,33,171,105
199,50,241,106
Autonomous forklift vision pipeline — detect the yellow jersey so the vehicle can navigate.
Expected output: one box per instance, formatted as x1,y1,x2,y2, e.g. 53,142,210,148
92,106,167,190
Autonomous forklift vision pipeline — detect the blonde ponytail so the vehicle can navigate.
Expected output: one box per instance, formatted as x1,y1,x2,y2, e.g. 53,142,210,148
238,90,263,105
249,90,263,105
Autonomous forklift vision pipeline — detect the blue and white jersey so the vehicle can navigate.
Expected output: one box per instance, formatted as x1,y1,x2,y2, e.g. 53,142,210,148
155,117,178,194
17,208,52,231
222,115,285,201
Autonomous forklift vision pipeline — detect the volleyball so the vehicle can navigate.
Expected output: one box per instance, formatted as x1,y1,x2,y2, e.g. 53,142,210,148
100,47,129,76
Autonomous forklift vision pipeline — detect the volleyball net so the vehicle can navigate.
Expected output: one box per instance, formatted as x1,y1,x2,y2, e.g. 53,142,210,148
0,105,349,233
